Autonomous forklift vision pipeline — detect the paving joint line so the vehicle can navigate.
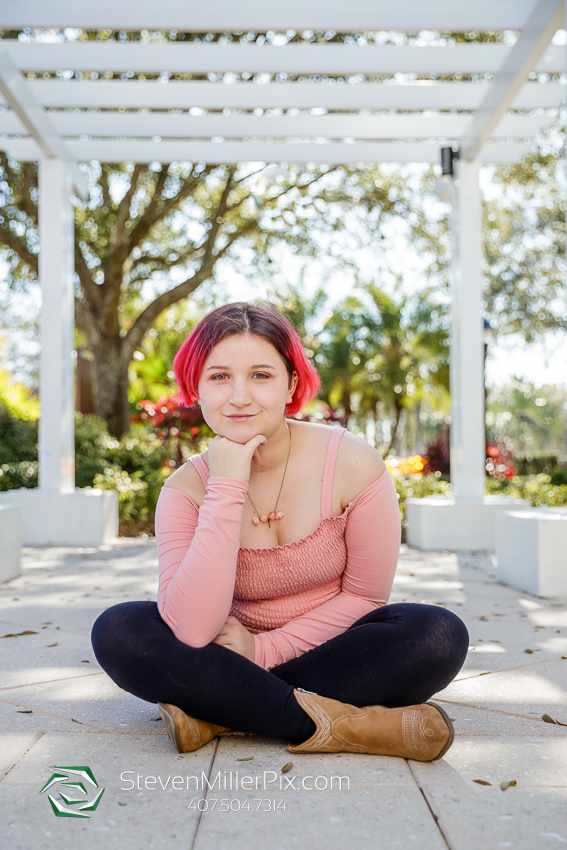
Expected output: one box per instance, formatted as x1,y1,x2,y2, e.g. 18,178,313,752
407,761,452,850
435,698,565,725
189,741,220,850
0,731,44,783
449,654,567,682
0,671,105,692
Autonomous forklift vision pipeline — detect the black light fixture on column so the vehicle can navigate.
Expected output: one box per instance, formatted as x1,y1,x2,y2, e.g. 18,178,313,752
440,146,459,179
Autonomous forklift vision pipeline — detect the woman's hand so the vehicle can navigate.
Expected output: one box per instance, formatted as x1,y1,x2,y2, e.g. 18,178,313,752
207,433,267,483
211,615,256,663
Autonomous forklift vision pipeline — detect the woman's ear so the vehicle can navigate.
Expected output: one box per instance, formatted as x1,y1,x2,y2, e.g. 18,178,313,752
288,372,298,399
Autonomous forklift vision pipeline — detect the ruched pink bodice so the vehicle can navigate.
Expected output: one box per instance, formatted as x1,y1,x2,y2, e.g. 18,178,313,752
190,426,350,632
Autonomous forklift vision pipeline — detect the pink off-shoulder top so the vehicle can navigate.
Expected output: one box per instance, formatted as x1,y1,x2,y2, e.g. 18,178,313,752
155,425,401,671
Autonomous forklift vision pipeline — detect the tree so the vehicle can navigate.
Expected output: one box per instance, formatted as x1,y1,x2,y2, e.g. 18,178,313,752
0,156,425,436
312,283,450,452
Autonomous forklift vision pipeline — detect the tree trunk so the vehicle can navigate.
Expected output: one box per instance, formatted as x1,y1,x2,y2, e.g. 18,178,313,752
91,337,130,437
384,401,403,456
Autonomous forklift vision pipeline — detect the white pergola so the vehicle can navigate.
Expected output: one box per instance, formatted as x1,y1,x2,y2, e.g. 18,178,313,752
0,0,564,547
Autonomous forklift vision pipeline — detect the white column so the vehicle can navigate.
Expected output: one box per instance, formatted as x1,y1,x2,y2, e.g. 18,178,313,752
38,159,75,493
449,159,486,503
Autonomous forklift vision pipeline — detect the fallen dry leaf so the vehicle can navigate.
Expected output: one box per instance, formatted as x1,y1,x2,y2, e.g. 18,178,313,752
41,621,52,625
501,781,517,791
1,630,38,638
473,779,492,786
81,659,90,663
525,649,534,654
281,762,293,773
71,718,83,724
16,710,33,714
47,642,58,647
236,756,254,761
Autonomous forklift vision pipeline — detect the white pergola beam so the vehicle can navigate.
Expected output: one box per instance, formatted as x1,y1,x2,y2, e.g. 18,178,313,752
2,80,562,111
0,49,88,198
38,159,75,494
0,0,539,32
0,111,555,139
461,0,564,160
3,41,565,76
449,160,486,503
0,137,534,165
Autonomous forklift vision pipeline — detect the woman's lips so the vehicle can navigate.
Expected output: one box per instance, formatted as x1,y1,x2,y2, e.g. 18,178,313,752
226,414,256,421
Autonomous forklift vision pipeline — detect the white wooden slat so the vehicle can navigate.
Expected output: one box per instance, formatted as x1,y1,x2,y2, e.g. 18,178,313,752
0,0,538,33
0,80,562,111
0,111,554,139
0,41,519,75
0,137,533,164
4,41,564,76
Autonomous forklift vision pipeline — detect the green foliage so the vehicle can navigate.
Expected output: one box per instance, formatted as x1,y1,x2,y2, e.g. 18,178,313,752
514,453,559,476
0,401,37,465
485,474,567,509
486,381,567,458
0,460,38,490
0,366,39,421
93,465,152,524
74,415,171,520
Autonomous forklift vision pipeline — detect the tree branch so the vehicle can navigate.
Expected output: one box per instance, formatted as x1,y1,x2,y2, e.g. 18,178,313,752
127,167,169,248
130,250,197,271
112,163,145,246
0,224,39,274
200,167,236,267
121,265,214,363
19,163,38,220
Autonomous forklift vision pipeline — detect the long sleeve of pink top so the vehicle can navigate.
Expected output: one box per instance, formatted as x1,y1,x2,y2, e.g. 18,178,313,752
156,466,401,671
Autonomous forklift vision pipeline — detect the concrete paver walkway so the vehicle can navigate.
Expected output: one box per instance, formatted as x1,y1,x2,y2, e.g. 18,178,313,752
0,541,566,850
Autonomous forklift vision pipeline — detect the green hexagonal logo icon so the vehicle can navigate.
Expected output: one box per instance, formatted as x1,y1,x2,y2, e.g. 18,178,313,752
40,766,105,818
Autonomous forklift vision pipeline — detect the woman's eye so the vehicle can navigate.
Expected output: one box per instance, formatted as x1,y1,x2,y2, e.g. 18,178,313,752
253,373,270,379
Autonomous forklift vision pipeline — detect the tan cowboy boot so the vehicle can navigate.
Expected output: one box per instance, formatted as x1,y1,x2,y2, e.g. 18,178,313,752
158,703,231,753
287,688,455,762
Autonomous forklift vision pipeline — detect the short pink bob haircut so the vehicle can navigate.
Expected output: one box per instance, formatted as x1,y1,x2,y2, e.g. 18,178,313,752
173,301,321,417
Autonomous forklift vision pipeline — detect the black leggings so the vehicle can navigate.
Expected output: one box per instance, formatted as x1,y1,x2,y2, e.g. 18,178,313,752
91,602,469,746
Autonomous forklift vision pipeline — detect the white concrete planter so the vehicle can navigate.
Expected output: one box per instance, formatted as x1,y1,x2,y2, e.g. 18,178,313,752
406,495,529,552
0,489,118,546
0,504,21,580
495,508,567,598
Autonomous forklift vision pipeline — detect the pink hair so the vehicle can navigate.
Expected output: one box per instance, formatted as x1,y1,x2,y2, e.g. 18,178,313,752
173,301,321,416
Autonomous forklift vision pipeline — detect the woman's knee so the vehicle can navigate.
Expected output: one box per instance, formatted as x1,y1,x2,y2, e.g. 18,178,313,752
419,605,469,674
91,601,159,668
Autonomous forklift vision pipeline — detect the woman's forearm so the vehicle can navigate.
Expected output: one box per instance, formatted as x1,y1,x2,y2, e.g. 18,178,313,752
155,478,248,646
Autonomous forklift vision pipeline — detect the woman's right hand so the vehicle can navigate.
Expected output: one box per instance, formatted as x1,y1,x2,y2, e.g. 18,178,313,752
207,433,267,483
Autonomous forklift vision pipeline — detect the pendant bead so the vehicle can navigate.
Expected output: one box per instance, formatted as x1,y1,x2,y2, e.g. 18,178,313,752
276,511,284,519
268,511,277,520
260,515,268,523
252,517,260,525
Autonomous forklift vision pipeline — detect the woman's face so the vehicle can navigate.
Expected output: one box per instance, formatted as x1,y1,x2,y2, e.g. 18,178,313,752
196,333,298,441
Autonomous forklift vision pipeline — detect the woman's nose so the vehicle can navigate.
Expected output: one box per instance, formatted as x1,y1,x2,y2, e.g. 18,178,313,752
229,380,252,404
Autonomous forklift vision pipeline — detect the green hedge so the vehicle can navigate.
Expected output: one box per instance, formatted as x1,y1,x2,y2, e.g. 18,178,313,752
0,407,174,524
2,400,566,529
514,452,559,475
